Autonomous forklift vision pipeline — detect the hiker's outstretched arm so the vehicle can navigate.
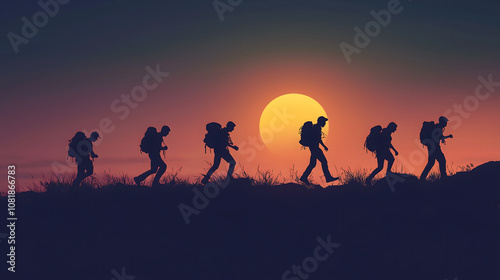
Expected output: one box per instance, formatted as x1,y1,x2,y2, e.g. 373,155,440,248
229,144,239,151
440,134,453,143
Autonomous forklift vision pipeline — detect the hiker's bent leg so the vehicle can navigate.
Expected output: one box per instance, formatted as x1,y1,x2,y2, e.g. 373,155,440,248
80,165,94,184
205,152,222,180
72,162,86,187
84,162,94,178
420,149,436,180
72,176,83,187
366,156,384,183
136,170,156,183
136,154,160,183
435,149,447,178
316,149,333,179
301,150,317,179
73,158,92,186
153,158,167,185
227,160,236,179
386,153,395,174
222,151,236,180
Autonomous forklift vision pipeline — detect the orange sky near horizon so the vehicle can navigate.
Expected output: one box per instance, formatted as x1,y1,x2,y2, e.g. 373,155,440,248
2,53,499,191
3,0,500,192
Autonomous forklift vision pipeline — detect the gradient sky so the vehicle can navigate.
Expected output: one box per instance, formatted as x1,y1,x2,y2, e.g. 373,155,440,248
1,0,499,190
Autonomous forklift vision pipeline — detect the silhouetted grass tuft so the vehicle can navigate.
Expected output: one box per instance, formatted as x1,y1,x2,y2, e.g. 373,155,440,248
254,167,284,186
160,167,190,186
31,173,74,192
339,167,369,185
102,171,133,186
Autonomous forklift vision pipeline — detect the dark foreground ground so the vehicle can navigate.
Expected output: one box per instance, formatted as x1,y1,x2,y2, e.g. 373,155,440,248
2,162,500,280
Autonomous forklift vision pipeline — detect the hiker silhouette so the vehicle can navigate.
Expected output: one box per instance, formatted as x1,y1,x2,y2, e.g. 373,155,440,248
365,122,399,185
201,121,239,184
299,116,338,184
134,126,170,187
70,131,100,187
420,116,453,180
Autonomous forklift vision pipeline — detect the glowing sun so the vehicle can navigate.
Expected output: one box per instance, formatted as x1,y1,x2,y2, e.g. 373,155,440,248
259,93,329,154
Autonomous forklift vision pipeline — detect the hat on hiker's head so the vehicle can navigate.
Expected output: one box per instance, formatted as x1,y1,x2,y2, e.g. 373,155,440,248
439,116,449,124
227,121,236,128
388,122,397,130
90,132,100,139
161,125,170,133
317,116,328,122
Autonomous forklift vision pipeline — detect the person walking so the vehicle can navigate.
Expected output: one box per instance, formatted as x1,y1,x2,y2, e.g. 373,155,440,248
134,126,170,186
365,122,399,185
420,116,453,180
300,116,338,185
201,121,239,184
70,131,100,187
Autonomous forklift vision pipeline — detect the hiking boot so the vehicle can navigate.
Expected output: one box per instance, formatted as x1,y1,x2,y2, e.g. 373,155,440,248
325,176,339,183
133,177,141,186
201,177,209,185
300,176,310,185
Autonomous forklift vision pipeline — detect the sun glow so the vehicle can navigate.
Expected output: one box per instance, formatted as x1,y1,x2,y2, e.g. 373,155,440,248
259,93,329,155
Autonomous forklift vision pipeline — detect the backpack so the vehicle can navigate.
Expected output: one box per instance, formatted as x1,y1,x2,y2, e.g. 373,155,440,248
299,121,315,147
419,121,436,146
140,127,158,154
68,132,87,158
203,122,224,150
364,125,383,153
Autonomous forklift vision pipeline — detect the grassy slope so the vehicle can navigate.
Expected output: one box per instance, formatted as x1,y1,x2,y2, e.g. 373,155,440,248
2,162,500,280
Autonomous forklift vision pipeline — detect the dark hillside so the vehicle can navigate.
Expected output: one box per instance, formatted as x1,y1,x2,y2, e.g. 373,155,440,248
2,162,500,280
